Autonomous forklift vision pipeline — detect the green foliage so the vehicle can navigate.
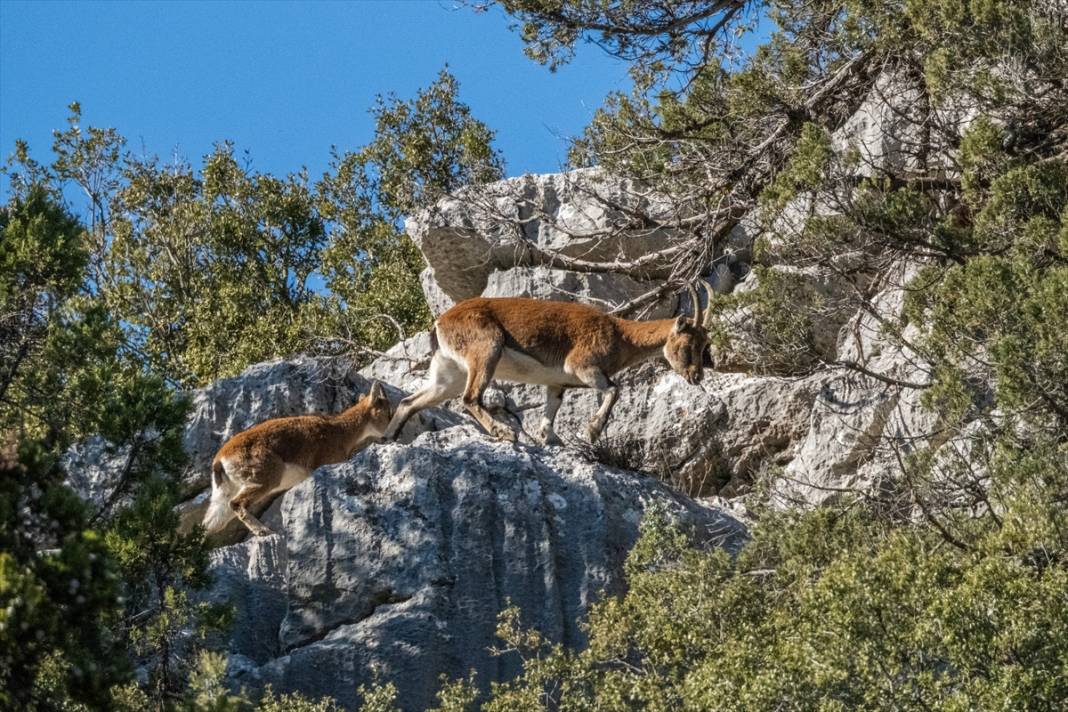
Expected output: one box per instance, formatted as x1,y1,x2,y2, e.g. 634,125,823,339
181,651,246,712
106,144,331,385
497,0,751,76
0,187,189,483
0,445,128,710
0,186,216,710
106,476,231,707
6,69,500,387
427,672,480,712
358,68,504,218
760,123,833,212
708,265,825,374
257,690,348,712
0,185,85,306
469,508,1068,710
173,652,355,712
316,69,503,359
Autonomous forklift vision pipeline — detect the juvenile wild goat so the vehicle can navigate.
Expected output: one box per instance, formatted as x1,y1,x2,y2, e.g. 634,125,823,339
385,282,715,444
204,381,392,536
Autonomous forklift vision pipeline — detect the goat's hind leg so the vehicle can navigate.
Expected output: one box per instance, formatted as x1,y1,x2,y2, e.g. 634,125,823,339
537,385,565,446
228,460,280,537
384,352,465,440
231,484,274,536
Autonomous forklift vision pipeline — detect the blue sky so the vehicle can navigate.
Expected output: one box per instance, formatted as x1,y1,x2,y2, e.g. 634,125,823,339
0,0,632,189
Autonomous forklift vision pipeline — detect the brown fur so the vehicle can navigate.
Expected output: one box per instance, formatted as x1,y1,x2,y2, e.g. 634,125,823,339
439,297,704,379
385,291,711,444
205,382,392,537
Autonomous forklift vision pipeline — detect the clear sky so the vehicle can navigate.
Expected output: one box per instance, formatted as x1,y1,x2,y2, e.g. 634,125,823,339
0,0,633,189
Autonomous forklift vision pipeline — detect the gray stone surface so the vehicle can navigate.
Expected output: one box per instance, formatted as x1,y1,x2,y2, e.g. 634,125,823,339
405,169,688,317
213,426,746,710
360,332,821,498
481,265,677,319
498,364,823,497
831,71,927,176
831,70,980,177
775,263,942,504
203,535,289,664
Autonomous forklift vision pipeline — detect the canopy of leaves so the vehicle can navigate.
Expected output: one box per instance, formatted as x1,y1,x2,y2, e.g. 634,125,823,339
473,504,1068,711
0,187,227,711
5,70,501,387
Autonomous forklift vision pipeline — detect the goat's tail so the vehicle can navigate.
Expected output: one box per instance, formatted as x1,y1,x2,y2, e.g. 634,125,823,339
202,460,236,533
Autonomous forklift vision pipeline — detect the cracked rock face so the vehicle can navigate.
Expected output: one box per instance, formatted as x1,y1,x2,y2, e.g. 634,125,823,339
361,337,822,498
499,365,823,497
774,263,943,504
405,168,684,317
212,426,747,710
66,356,460,539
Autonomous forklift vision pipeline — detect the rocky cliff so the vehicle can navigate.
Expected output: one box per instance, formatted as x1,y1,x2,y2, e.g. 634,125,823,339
171,360,748,710
68,72,947,710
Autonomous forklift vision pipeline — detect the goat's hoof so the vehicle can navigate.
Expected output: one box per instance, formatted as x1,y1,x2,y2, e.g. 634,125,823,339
492,426,517,443
252,527,276,537
539,429,562,447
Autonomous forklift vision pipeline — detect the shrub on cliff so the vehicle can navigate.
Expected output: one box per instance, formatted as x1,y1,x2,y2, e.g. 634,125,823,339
471,505,1068,710
0,189,219,710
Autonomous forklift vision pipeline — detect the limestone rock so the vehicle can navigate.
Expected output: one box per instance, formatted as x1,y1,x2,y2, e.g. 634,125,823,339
358,332,436,394
481,265,677,319
774,263,942,504
203,535,288,664
405,169,687,316
212,426,746,710
832,71,927,176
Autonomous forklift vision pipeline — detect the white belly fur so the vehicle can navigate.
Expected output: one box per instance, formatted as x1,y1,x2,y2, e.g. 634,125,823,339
220,458,309,494
276,463,311,493
493,348,584,387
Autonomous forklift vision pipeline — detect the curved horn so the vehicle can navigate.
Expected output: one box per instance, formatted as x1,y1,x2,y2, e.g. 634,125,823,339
698,278,716,330
686,283,701,326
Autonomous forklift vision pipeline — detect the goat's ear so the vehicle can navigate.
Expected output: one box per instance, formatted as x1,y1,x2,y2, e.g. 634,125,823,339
368,381,386,402
672,315,689,333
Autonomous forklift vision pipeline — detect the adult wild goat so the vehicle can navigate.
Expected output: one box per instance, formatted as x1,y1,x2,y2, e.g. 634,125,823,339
204,381,392,536
384,281,715,444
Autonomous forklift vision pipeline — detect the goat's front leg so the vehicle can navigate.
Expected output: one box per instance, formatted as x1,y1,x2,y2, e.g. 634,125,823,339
384,352,464,440
574,368,617,443
537,386,565,446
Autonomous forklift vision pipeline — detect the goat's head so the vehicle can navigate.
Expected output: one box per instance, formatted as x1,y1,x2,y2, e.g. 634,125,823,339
664,280,715,386
362,381,393,436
